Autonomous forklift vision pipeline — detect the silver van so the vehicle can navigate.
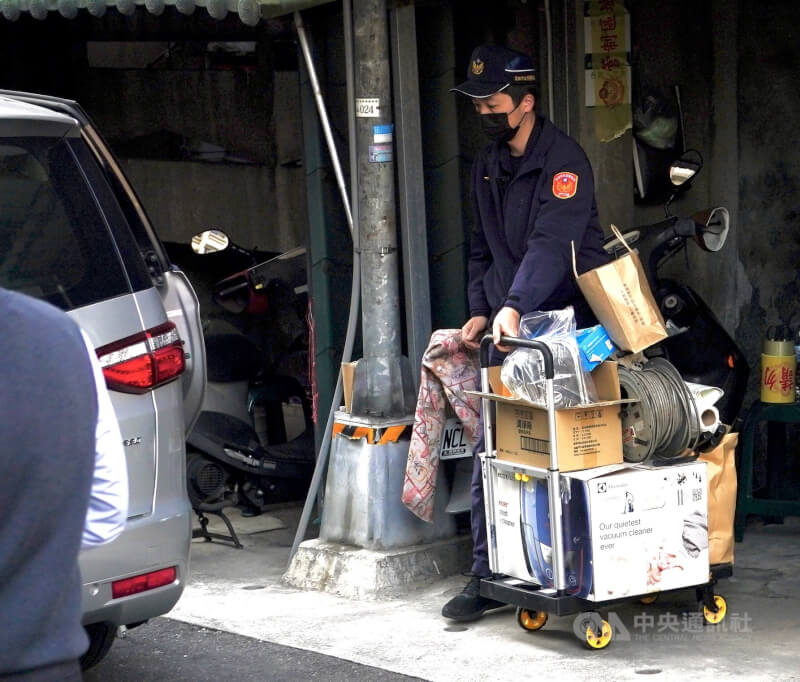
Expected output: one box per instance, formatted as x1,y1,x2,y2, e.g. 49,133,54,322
0,92,206,668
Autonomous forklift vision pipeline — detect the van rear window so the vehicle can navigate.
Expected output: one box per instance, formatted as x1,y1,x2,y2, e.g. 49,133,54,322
0,136,130,310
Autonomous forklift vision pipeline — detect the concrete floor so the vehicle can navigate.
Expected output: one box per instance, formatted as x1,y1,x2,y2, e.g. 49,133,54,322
171,506,800,682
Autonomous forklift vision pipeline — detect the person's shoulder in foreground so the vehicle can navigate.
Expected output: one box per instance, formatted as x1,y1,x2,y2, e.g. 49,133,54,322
0,287,116,679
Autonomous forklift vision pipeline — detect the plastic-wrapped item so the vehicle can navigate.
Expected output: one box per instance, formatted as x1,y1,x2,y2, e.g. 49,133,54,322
519,307,576,339
501,307,598,408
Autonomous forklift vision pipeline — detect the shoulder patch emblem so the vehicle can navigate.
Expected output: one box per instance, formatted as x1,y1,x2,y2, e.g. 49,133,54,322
553,171,579,199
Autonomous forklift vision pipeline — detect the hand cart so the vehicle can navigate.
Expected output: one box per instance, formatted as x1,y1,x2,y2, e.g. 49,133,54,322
477,335,731,649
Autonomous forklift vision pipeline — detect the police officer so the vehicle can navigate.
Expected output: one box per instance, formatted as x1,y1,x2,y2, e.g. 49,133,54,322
442,44,609,622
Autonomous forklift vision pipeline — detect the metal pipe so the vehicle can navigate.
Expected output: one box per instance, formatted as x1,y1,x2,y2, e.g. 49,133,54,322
345,0,359,239
289,2,362,564
563,0,570,135
479,337,498,572
485,457,499,573
545,378,566,593
354,0,402,360
481,366,494,461
544,0,555,121
389,4,431,377
294,11,354,234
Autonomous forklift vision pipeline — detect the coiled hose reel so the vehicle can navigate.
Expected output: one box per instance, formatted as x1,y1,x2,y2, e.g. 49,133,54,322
618,358,702,463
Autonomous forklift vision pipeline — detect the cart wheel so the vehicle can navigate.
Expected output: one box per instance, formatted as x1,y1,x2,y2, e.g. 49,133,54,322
585,619,613,650
702,595,727,625
640,593,659,605
516,607,548,631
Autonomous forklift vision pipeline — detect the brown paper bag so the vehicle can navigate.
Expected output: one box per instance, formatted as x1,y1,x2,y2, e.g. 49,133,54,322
572,224,667,353
699,433,738,565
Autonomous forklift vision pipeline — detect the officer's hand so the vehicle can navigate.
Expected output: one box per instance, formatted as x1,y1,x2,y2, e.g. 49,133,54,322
492,307,520,352
461,315,489,350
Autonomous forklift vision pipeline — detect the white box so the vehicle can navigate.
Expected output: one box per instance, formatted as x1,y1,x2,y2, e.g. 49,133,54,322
567,461,710,601
490,463,601,597
488,460,710,601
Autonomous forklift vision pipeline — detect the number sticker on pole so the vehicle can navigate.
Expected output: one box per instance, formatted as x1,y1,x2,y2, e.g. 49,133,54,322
356,98,380,117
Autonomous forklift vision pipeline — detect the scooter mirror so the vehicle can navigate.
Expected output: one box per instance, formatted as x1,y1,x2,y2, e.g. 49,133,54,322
697,206,730,252
668,149,703,187
191,229,230,254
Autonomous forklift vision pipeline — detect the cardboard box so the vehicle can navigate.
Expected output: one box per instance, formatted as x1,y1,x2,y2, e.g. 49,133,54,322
566,461,710,601
576,325,616,371
491,462,599,596
480,362,628,472
341,361,359,413
488,460,710,601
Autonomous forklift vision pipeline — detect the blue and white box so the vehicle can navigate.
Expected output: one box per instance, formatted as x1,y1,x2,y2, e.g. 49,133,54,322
576,325,616,371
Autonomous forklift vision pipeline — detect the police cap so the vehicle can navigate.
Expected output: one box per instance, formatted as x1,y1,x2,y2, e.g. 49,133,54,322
450,44,537,99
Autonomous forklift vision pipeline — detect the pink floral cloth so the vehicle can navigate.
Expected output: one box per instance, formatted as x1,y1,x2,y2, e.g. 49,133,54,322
402,329,482,522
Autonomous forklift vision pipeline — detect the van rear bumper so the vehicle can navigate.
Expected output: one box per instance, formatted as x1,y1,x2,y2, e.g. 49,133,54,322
80,504,191,627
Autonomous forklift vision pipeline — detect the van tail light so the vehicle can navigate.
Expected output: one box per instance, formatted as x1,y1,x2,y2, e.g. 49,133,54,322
112,566,177,599
96,322,185,394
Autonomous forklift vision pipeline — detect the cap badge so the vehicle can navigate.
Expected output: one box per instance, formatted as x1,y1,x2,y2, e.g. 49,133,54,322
471,59,485,76
553,171,579,199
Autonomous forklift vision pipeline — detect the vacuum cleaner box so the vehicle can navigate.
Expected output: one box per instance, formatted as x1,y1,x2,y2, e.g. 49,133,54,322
484,362,626,472
490,461,606,596
565,461,710,601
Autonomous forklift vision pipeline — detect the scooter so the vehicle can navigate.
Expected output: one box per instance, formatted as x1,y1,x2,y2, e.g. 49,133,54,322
185,230,315,546
604,150,749,441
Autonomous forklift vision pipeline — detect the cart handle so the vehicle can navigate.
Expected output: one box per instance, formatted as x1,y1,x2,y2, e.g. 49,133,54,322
479,335,554,379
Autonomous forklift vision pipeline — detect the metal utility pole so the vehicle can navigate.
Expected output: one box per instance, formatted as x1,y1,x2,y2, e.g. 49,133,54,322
350,0,415,418
306,0,455,559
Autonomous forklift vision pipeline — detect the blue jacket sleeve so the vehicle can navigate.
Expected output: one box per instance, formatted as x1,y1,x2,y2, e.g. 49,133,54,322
467,159,492,318
504,147,597,314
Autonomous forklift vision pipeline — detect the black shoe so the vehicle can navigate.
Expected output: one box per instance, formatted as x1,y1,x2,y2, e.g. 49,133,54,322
240,506,262,518
441,576,505,622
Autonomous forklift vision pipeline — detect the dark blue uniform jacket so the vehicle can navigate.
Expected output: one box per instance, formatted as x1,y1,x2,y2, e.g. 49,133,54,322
468,115,610,326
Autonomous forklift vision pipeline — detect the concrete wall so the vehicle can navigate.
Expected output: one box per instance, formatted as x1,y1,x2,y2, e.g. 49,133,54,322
0,22,307,254
109,69,307,251
571,0,633,238
628,0,800,407
416,2,467,330
736,0,800,396
629,1,719,294
79,48,308,252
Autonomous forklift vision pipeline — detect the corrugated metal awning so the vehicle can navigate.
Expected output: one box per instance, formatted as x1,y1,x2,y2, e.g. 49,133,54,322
0,0,333,26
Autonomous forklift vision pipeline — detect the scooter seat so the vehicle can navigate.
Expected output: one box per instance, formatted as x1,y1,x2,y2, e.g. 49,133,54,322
189,411,261,457
189,410,315,468
261,428,315,462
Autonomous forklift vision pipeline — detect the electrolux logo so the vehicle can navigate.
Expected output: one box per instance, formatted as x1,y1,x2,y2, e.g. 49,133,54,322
597,482,608,493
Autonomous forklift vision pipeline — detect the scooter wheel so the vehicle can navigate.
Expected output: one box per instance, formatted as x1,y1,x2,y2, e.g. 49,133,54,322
640,593,659,605
516,607,548,631
584,618,613,650
702,595,727,625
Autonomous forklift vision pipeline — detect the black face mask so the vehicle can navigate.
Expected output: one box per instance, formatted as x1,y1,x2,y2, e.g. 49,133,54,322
480,102,522,143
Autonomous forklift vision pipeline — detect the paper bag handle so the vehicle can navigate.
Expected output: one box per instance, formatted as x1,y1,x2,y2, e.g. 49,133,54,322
571,240,579,279
573,224,633,279
608,223,635,256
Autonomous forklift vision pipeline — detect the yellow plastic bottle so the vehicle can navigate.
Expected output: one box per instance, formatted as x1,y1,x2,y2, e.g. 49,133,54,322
761,332,796,403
